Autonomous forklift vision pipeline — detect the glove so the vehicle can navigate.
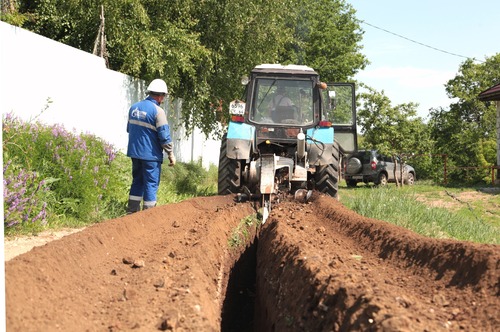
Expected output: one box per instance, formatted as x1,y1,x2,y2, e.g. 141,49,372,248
168,152,176,167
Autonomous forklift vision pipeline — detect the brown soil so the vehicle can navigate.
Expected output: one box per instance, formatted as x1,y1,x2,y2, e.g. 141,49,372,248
5,194,499,331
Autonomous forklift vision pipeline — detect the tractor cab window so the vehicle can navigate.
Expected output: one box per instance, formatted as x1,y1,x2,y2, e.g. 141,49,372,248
321,83,357,153
250,78,314,126
321,84,355,125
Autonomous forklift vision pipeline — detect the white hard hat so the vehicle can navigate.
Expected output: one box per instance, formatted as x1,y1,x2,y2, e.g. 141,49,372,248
146,79,168,95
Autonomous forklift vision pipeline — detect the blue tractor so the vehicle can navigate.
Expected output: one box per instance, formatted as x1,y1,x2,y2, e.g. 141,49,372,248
218,64,357,221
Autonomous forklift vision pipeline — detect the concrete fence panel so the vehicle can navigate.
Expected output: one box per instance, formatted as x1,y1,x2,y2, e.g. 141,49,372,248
0,21,220,169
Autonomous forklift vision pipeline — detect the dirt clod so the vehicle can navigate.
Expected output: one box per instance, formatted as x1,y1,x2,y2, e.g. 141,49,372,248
132,259,145,268
122,257,134,264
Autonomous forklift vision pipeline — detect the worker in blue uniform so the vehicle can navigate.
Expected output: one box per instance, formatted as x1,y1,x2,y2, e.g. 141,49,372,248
126,78,175,214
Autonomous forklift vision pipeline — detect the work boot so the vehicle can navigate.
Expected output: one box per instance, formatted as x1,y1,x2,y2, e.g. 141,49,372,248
142,202,156,210
126,199,141,214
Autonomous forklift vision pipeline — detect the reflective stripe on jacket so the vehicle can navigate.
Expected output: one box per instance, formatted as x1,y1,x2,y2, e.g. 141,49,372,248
126,96,173,161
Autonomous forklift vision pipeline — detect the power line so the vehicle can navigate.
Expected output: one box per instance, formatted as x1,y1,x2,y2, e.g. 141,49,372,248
360,20,485,63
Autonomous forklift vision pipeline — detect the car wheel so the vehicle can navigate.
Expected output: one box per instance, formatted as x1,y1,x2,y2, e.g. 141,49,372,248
405,172,415,185
376,173,388,186
347,180,357,187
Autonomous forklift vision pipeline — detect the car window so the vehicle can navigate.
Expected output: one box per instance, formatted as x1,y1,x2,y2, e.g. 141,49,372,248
361,151,372,163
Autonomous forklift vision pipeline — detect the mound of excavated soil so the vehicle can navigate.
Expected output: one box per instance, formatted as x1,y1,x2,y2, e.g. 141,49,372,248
5,194,499,331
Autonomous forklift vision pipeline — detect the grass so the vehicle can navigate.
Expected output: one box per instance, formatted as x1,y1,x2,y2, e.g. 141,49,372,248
228,214,261,247
338,180,500,245
157,160,219,204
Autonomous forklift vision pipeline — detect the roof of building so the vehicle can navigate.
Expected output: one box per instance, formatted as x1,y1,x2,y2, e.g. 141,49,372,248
478,83,500,101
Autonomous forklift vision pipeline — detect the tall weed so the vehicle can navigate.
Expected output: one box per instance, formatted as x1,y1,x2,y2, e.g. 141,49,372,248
157,160,217,204
3,112,218,236
3,112,128,234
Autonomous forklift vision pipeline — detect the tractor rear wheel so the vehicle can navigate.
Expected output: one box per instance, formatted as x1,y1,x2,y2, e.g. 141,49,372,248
217,135,242,195
315,142,340,198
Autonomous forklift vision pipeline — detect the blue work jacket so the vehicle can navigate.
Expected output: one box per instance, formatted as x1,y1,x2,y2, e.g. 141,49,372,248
126,96,173,162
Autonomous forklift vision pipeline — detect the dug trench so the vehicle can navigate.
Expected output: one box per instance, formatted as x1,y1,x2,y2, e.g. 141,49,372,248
5,194,499,331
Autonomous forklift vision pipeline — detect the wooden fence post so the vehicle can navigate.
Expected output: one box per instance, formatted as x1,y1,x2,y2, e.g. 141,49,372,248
443,154,448,185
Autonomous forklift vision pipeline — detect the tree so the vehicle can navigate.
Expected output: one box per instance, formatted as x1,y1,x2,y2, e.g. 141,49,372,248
428,54,500,183
6,0,367,137
187,0,294,136
0,0,26,26
357,85,432,184
282,0,368,82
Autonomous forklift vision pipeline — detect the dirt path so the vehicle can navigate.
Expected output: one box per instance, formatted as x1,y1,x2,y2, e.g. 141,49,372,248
5,194,499,331
4,228,84,261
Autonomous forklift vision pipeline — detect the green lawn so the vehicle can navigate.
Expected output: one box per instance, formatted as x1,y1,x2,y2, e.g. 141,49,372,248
338,181,500,244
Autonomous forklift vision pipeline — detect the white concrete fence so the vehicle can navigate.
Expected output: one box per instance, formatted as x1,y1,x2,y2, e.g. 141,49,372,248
0,21,221,169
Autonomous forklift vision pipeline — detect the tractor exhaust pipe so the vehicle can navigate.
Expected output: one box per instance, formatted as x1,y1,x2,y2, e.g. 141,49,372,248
297,131,306,160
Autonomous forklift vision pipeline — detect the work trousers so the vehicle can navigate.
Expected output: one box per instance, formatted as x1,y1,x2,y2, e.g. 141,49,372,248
128,158,162,212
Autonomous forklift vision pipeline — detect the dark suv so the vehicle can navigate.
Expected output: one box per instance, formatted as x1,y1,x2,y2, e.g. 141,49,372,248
344,150,416,187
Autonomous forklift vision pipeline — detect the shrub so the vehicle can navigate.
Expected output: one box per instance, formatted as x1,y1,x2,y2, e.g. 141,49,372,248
3,112,129,232
3,160,53,234
3,111,218,235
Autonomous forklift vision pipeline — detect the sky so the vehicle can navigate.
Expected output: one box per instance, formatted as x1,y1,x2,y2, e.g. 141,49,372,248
348,0,500,119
